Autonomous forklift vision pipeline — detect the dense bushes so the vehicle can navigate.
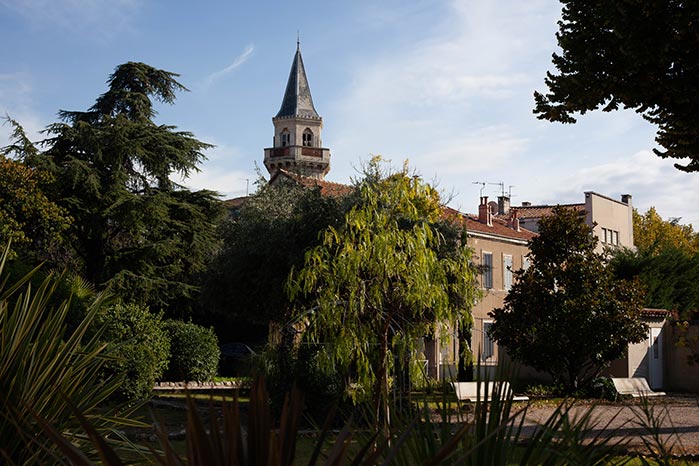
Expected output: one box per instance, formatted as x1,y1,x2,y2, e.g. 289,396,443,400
262,343,347,421
163,320,220,381
95,303,171,400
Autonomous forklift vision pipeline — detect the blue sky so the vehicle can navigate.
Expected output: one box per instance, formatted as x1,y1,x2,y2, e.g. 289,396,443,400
2,0,698,226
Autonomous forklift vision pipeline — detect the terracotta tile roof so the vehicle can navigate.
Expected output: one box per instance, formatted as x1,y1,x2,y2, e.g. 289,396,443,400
442,207,537,242
641,308,673,319
223,196,247,209
511,203,585,219
228,174,533,242
270,169,355,197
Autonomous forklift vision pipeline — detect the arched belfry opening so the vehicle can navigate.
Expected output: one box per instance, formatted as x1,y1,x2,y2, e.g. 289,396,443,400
263,42,331,180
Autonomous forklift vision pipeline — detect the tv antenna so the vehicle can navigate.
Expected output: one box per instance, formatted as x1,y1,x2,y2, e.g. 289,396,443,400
489,181,505,197
472,181,486,197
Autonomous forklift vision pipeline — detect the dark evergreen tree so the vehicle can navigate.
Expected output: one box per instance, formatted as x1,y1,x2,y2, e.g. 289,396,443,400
490,206,647,393
28,62,224,314
534,1,699,171
611,246,699,319
200,180,350,337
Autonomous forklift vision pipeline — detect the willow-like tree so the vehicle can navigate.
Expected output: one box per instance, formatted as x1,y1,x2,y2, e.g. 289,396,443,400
20,62,224,314
287,160,478,429
534,1,699,171
490,206,647,393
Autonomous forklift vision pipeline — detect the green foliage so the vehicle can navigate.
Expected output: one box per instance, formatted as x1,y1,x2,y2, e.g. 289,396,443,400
673,320,699,366
490,206,648,393
0,247,138,465
95,302,170,400
612,207,699,320
18,62,224,314
0,148,72,263
201,179,350,331
37,372,637,466
534,1,699,171
633,207,699,254
260,343,347,422
611,246,699,318
288,158,479,425
163,319,220,381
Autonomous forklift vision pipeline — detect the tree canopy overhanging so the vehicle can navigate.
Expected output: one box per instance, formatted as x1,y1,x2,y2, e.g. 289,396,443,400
534,0,699,172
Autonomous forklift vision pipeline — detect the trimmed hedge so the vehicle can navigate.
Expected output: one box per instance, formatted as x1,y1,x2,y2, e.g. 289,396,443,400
96,303,170,400
163,320,219,381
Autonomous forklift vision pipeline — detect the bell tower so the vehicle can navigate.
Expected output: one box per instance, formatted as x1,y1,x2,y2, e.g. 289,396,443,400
264,42,331,180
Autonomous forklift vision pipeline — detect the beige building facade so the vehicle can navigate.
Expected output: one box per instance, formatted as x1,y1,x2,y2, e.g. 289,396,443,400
513,191,634,254
425,198,535,380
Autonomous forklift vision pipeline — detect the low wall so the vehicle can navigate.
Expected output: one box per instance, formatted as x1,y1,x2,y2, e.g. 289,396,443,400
153,380,250,392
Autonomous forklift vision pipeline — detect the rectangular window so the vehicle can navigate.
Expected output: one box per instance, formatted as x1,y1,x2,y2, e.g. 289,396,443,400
522,255,530,271
483,252,493,289
482,321,494,361
613,230,619,246
503,254,513,290
602,227,608,243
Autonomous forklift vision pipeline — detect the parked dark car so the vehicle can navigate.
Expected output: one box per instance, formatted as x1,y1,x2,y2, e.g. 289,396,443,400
219,342,257,376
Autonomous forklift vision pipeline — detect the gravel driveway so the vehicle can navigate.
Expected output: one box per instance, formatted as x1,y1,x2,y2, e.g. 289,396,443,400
520,394,699,455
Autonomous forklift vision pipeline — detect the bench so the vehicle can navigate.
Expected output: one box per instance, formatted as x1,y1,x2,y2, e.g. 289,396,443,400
452,381,529,402
611,377,666,398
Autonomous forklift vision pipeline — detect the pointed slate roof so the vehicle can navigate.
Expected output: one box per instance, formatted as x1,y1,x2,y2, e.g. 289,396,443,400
275,43,320,119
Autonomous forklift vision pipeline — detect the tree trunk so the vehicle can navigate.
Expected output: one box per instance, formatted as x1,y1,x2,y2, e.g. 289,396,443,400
374,319,391,438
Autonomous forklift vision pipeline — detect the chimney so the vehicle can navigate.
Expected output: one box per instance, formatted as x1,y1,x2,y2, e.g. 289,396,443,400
508,209,520,231
497,196,511,215
521,201,531,207
621,194,632,205
478,196,493,226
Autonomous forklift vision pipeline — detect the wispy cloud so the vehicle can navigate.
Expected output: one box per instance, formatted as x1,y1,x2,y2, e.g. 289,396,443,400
329,0,553,189
176,138,256,199
543,150,699,226
202,44,255,89
0,0,141,39
0,72,45,147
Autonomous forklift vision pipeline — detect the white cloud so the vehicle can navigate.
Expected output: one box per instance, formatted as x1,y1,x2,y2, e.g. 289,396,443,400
202,44,255,89
543,150,699,227
415,127,529,175
176,140,256,199
330,0,556,179
0,72,45,148
0,0,140,38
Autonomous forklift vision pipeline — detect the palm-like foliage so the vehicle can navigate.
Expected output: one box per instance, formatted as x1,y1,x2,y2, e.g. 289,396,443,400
0,246,139,465
39,372,639,465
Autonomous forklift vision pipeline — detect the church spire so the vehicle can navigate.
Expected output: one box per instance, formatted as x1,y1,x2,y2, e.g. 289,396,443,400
264,42,331,180
275,43,319,119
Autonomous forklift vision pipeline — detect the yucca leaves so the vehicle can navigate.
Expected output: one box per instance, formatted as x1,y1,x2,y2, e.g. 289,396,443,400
0,245,138,465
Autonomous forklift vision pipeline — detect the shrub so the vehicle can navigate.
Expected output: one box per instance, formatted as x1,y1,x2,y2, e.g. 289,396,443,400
261,343,347,422
163,320,219,381
577,376,617,401
95,303,170,400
